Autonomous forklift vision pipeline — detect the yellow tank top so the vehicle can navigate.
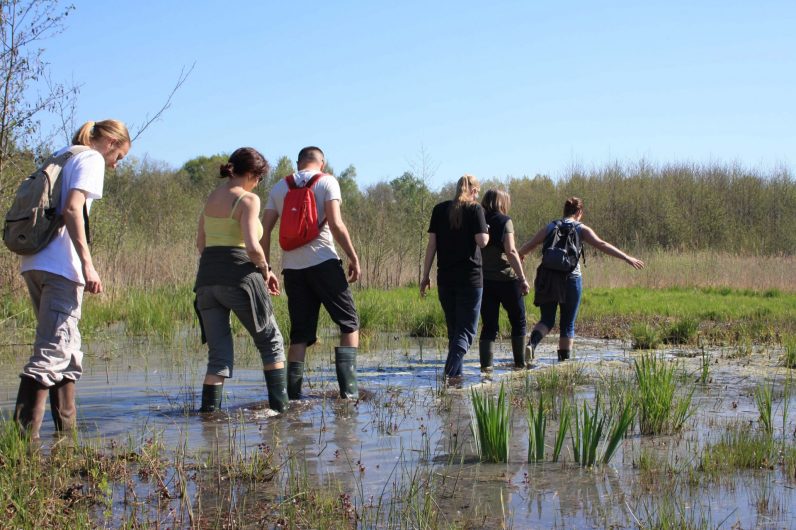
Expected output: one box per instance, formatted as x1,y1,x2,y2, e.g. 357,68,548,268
204,193,264,248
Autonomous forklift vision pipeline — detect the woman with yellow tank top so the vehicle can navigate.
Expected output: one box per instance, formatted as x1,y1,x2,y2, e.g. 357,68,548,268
194,147,287,413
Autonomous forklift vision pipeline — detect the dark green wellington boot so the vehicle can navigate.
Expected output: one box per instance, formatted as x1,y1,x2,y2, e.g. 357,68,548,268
334,347,359,400
479,340,495,372
287,361,305,400
525,330,543,365
49,378,77,432
557,349,571,362
264,368,289,413
14,376,48,440
199,383,223,412
511,336,527,368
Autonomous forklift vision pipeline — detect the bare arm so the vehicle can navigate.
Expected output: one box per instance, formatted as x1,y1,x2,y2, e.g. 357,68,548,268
420,233,437,297
503,232,530,295
326,199,360,283
517,225,549,258
475,232,489,248
196,213,206,254
580,225,645,269
238,195,280,295
63,189,102,294
259,209,280,264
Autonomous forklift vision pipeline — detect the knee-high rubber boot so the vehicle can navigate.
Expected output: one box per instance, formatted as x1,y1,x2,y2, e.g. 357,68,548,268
264,368,289,413
287,361,305,400
511,336,527,368
49,378,77,433
479,340,495,372
334,347,359,400
199,383,223,412
526,330,543,364
13,376,48,440
557,349,571,362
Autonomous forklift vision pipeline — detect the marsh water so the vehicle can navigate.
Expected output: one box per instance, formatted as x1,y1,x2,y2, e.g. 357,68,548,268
2,330,795,528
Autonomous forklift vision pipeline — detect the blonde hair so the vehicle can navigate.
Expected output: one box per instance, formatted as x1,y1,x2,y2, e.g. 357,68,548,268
72,119,131,147
449,174,480,229
481,189,511,215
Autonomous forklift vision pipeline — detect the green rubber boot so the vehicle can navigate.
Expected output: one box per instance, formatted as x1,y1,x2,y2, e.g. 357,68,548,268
264,368,289,413
199,383,223,412
14,376,48,440
334,347,359,400
511,336,527,368
287,361,305,400
479,340,495,372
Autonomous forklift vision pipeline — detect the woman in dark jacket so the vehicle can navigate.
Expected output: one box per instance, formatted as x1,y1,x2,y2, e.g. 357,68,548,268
420,174,489,380
518,197,644,362
478,189,530,371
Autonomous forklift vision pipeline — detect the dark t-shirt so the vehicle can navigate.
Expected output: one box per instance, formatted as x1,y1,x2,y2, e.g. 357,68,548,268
428,200,488,288
482,211,517,281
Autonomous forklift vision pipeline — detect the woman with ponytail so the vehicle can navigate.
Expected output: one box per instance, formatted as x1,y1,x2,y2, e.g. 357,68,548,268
14,119,130,440
420,174,489,381
193,147,288,414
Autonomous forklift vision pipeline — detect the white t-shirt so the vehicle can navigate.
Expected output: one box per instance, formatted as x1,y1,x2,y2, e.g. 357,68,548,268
265,169,341,270
20,147,105,285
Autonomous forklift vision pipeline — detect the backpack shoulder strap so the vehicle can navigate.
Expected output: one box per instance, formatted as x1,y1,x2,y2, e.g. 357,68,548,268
285,174,297,189
306,173,327,188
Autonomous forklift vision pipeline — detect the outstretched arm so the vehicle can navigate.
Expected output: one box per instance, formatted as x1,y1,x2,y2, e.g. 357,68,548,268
580,225,645,269
326,199,360,282
420,233,437,297
517,225,548,258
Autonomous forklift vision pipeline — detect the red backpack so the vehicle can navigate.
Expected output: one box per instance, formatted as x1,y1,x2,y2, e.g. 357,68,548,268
278,173,327,251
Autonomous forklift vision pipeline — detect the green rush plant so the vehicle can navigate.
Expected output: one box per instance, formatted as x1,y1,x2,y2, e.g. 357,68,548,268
631,323,660,350
754,382,774,436
634,353,694,435
470,383,510,463
572,397,605,467
527,395,547,462
552,400,571,463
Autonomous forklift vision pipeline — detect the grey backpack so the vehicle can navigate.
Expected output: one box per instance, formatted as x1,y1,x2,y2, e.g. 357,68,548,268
3,145,90,255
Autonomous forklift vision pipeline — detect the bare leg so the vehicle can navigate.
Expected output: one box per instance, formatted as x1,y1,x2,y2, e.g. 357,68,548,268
288,343,308,362
341,330,359,348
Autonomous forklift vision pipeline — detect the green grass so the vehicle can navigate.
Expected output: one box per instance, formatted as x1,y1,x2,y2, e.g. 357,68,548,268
527,395,547,462
634,354,694,435
700,425,776,475
470,383,510,463
631,323,661,350
783,335,796,369
754,383,774,436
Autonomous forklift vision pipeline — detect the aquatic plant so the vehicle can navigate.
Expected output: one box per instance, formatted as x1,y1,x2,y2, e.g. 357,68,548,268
552,400,571,463
783,335,796,369
527,395,547,462
634,353,694,435
699,347,710,384
630,323,660,350
700,424,776,474
754,382,774,436
570,395,633,467
470,383,510,463
662,317,699,345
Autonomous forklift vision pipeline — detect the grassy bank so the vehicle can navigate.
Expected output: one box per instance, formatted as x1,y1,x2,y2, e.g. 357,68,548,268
2,284,795,348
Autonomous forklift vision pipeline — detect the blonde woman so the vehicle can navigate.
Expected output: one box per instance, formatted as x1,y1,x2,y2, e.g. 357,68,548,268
478,189,530,371
15,120,131,440
420,175,489,379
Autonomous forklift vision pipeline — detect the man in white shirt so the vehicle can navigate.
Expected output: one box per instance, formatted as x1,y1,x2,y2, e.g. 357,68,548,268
261,146,361,400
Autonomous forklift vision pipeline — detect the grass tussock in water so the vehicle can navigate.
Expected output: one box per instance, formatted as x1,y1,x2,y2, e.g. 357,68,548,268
634,354,694,435
470,383,510,463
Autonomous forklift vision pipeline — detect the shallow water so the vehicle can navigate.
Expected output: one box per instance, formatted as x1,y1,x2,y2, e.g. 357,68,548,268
2,333,795,528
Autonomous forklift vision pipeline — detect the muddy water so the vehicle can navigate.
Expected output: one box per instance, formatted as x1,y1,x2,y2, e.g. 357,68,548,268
2,333,795,528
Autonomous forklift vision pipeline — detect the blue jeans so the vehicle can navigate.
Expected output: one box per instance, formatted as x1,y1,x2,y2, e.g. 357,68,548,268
479,279,527,341
538,275,582,338
437,285,483,377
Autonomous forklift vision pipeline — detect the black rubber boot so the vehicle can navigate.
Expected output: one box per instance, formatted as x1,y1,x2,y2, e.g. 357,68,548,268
334,347,359,400
511,336,526,368
287,361,305,400
557,349,571,362
526,330,543,364
199,383,223,412
14,376,48,440
479,340,495,372
264,368,289,413
49,378,77,432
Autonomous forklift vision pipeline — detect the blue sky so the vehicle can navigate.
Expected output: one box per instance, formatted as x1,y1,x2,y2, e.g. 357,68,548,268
40,0,795,189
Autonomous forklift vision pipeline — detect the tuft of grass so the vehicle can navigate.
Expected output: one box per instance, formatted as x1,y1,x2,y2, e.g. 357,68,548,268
631,323,660,350
570,395,633,467
634,354,694,435
553,400,571,463
470,383,510,463
527,396,547,462
700,425,776,475
783,335,796,369
754,383,774,436
662,318,699,345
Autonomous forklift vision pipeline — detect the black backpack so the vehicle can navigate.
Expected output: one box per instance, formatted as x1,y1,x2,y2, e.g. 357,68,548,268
541,220,584,273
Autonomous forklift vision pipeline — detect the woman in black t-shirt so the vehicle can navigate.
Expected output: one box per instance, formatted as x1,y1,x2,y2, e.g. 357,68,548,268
420,175,489,380
479,190,531,371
